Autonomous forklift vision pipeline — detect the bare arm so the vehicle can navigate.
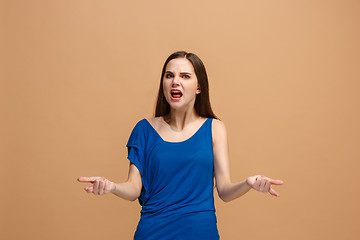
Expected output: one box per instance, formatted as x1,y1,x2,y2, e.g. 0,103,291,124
212,119,283,202
78,163,143,201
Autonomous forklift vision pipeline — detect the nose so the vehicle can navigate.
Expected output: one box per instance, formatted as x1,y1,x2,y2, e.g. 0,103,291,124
172,75,180,86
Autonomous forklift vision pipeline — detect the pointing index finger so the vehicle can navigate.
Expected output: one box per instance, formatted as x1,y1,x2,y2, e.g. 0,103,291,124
270,179,284,185
77,177,101,183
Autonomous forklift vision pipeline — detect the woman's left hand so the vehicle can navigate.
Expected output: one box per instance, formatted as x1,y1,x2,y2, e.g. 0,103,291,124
246,175,284,197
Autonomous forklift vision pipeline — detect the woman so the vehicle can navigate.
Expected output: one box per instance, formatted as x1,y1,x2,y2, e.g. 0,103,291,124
78,51,284,239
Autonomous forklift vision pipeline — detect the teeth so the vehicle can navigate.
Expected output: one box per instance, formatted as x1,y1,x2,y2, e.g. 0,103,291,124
171,90,182,98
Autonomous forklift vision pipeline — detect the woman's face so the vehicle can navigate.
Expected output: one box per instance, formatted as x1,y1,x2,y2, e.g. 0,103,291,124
162,58,201,110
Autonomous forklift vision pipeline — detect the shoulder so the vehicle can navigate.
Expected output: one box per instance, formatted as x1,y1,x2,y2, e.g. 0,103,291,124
212,118,227,132
145,117,160,128
127,118,150,146
212,119,227,144
131,118,148,129
129,118,151,136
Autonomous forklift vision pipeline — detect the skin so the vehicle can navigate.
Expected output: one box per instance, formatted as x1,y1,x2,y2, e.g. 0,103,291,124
78,57,284,201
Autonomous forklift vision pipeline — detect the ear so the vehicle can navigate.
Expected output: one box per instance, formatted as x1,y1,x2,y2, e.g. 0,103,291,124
196,87,201,94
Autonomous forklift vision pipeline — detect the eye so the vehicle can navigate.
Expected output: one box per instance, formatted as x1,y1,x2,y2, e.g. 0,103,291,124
183,75,190,79
165,73,173,78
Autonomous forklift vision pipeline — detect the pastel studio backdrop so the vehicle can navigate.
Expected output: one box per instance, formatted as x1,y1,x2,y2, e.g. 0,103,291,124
1,0,359,239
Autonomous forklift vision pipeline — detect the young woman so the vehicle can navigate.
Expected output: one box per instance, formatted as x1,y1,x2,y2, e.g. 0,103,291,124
78,51,284,239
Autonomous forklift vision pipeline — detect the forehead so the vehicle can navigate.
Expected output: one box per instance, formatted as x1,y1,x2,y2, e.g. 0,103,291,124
165,58,195,73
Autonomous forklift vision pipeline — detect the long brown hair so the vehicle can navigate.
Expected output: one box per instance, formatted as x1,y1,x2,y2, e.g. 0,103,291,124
155,51,218,119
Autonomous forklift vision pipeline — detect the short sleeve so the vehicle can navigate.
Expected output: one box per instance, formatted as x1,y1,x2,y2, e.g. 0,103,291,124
126,119,146,177
126,119,149,205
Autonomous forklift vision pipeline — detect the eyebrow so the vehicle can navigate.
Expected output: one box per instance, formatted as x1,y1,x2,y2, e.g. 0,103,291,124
165,71,192,75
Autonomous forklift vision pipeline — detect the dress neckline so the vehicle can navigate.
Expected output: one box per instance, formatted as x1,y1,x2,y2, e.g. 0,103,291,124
144,118,209,144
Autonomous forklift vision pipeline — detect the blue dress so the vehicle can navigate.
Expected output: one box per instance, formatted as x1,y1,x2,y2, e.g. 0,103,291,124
126,118,220,240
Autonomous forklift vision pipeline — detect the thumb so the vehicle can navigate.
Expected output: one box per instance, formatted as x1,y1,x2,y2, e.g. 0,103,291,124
77,176,102,183
269,187,280,197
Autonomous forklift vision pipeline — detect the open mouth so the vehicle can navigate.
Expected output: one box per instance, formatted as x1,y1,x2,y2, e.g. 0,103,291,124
170,89,183,101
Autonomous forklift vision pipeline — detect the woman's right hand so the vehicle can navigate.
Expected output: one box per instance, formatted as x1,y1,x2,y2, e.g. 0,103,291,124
246,175,284,197
77,177,116,195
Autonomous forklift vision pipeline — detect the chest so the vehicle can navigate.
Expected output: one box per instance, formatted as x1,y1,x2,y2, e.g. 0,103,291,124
148,141,214,179
149,118,208,143
156,127,199,142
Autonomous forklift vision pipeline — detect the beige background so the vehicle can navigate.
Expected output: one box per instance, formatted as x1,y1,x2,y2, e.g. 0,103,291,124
1,0,359,239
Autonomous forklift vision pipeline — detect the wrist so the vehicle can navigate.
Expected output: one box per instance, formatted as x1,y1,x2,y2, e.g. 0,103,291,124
245,178,252,188
110,182,117,193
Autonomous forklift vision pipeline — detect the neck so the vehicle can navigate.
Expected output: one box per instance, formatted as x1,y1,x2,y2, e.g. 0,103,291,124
164,108,200,131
